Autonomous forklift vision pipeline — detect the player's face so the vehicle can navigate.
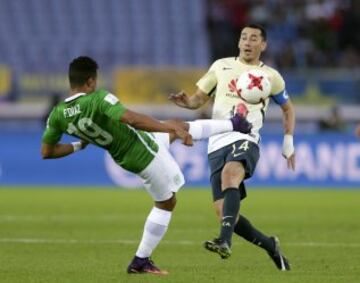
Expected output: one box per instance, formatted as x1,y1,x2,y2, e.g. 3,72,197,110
238,27,267,63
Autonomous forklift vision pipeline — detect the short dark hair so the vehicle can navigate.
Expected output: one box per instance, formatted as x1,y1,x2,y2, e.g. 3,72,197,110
242,24,267,41
68,56,98,88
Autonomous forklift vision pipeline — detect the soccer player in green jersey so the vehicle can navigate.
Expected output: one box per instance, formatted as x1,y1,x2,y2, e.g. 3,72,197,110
41,56,252,275
170,24,295,271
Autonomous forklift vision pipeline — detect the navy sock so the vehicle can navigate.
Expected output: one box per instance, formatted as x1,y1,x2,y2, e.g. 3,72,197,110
234,215,274,253
219,188,241,246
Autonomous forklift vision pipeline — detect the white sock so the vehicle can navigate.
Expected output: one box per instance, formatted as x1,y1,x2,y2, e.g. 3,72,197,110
188,120,233,140
135,207,172,258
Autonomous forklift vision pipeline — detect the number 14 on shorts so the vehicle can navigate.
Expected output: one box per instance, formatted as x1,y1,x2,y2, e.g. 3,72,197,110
232,141,249,157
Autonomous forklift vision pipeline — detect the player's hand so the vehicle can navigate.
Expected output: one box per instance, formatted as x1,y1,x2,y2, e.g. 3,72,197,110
282,135,295,170
286,153,295,171
168,91,190,108
174,127,193,146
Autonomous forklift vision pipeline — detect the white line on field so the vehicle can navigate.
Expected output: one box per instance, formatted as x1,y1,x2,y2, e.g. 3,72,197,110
0,238,359,248
0,215,130,222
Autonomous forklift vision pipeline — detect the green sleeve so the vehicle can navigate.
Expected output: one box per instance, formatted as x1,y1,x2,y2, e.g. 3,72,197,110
42,108,62,144
99,92,127,120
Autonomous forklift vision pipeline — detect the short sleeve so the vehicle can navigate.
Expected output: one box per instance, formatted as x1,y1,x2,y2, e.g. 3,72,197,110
100,92,127,120
270,71,289,105
196,61,218,96
42,108,62,145
270,70,285,95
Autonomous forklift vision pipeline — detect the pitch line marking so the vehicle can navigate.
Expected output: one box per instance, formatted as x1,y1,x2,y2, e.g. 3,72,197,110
0,238,359,248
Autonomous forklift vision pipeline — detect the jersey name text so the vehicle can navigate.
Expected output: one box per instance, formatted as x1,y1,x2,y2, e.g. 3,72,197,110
63,104,81,118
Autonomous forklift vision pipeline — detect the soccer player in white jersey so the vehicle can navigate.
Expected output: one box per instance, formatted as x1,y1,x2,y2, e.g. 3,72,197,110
169,24,295,271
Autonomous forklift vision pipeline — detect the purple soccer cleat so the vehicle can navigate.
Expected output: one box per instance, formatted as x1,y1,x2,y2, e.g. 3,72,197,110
127,256,169,275
230,114,252,134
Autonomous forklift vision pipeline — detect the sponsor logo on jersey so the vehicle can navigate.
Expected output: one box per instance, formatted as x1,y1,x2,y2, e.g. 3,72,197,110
228,78,239,94
227,78,241,98
225,93,241,98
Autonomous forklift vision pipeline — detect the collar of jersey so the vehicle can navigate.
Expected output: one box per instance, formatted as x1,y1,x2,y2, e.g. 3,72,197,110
236,57,264,67
65,92,86,102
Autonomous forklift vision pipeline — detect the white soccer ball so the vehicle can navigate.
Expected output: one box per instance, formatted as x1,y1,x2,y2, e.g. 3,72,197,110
236,69,271,104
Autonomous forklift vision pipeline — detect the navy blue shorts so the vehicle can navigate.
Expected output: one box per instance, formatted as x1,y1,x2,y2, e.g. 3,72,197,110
208,140,260,201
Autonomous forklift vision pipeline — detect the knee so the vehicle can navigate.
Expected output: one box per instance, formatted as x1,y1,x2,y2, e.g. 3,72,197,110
155,194,177,211
221,162,245,190
221,165,243,182
169,195,177,209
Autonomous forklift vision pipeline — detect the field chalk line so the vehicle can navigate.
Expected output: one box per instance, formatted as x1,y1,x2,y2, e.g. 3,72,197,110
0,238,359,247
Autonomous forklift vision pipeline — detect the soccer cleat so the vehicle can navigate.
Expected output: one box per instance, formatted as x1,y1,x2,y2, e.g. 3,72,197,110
204,238,232,259
268,236,291,271
230,114,252,134
127,256,169,275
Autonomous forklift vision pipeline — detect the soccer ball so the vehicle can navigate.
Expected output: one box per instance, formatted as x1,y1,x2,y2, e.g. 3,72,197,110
236,69,271,104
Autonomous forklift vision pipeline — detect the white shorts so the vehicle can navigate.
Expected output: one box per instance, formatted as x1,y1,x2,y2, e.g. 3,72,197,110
138,133,185,201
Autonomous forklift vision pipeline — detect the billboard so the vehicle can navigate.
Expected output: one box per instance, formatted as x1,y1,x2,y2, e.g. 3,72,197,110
0,128,359,188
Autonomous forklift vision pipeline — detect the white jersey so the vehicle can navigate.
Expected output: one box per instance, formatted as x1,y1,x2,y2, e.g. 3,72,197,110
196,57,288,154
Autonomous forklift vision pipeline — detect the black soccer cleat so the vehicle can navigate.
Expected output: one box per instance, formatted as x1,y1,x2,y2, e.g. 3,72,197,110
127,256,169,275
230,114,252,134
268,236,291,271
204,238,232,259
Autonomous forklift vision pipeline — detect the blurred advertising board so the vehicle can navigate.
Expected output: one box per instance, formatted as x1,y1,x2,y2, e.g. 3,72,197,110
6,68,360,105
0,65,11,98
0,129,359,188
113,68,205,104
16,73,112,96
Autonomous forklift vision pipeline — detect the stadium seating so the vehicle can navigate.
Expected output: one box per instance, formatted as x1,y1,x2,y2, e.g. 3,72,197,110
0,0,210,72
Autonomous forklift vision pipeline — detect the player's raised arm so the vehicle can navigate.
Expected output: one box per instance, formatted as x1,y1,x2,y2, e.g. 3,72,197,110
120,109,193,146
169,88,210,109
270,69,296,171
280,99,296,170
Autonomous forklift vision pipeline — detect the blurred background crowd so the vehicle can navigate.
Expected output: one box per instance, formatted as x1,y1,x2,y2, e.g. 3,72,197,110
207,0,360,69
0,0,359,72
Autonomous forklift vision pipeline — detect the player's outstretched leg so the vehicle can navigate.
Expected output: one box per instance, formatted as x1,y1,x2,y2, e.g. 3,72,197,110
267,236,291,271
185,114,252,140
234,215,291,271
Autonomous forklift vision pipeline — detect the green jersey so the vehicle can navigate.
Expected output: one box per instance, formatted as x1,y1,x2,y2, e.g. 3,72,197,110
42,89,159,173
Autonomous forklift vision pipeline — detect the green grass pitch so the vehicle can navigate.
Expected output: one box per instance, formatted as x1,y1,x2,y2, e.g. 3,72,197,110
0,188,359,283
